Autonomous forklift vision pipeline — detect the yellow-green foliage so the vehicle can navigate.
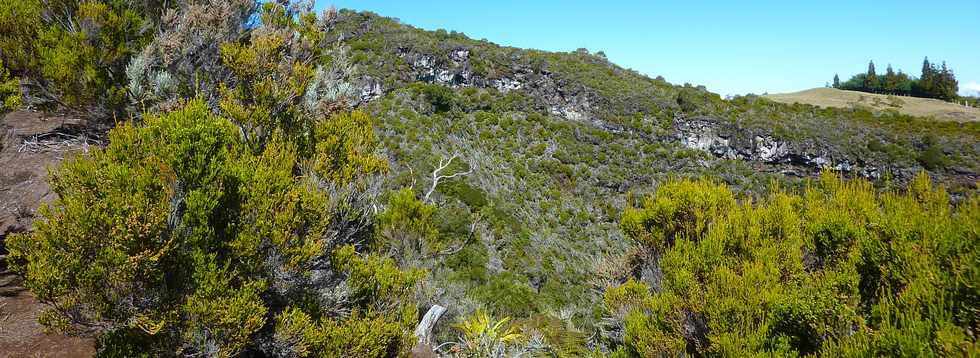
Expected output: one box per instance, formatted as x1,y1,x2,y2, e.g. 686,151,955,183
609,172,980,356
271,246,420,357
620,178,736,251
310,111,390,185
453,310,523,357
0,60,21,111
217,2,319,146
275,306,414,357
374,188,441,263
0,0,42,71
6,99,416,356
0,0,161,110
333,244,423,307
5,3,419,355
377,189,438,238
215,3,388,186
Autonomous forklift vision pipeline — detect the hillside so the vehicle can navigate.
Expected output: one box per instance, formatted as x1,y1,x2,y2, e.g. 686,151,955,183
326,5,980,327
1,3,978,357
766,87,980,122
335,11,979,182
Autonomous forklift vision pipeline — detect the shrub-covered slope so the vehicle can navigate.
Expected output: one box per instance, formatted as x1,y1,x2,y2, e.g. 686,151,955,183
308,9,980,340
2,3,979,356
325,10,979,190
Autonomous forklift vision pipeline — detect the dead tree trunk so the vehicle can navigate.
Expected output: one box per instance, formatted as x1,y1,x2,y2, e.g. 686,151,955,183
414,304,447,348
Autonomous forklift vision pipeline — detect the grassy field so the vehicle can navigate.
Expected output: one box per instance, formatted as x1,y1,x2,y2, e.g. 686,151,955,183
765,87,980,121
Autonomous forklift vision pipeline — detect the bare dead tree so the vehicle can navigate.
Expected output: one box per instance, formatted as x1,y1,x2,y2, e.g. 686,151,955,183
423,153,473,204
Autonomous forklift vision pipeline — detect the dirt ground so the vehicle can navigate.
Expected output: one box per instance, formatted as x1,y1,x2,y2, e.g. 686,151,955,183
0,110,96,357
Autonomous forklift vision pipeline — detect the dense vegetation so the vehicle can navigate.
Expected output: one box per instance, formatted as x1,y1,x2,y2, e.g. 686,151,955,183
0,0,173,117
1,1,978,357
10,99,422,356
0,60,20,111
610,172,978,356
5,2,423,356
833,58,960,101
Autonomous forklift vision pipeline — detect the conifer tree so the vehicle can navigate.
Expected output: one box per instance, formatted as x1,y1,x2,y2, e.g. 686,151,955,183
937,61,959,101
864,60,878,92
921,57,932,80
833,74,840,89
917,57,934,98
883,64,898,94
896,70,912,95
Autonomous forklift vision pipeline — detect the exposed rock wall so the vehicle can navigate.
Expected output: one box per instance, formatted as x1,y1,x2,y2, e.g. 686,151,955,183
674,117,883,178
357,47,602,126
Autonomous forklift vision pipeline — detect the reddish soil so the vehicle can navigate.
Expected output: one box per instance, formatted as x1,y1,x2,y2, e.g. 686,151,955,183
0,110,96,357
0,271,96,358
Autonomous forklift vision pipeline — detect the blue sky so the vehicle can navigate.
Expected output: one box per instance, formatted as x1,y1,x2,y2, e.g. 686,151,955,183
317,1,980,97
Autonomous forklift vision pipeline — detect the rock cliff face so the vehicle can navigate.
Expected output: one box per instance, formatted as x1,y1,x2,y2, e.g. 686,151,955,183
673,117,883,179
388,47,601,124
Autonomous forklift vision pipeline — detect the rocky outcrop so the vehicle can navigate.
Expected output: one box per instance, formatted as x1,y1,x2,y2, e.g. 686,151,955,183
332,11,980,192
358,46,892,180
674,117,883,178
355,46,603,127
401,49,478,88
357,77,384,104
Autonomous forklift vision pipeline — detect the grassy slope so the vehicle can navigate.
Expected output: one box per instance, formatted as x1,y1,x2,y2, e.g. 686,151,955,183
765,87,980,122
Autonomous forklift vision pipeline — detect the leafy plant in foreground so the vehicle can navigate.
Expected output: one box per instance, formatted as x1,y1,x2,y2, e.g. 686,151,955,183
607,172,979,356
6,98,418,356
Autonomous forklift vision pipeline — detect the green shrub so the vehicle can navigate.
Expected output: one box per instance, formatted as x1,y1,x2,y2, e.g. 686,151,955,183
515,314,590,357
918,143,948,170
274,306,414,358
374,189,439,264
439,179,489,208
620,178,736,251
0,0,42,71
0,60,20,111
409,82,455,112
606,171,980,356
0,0,168,113
7,98,417,356
474,272,540,317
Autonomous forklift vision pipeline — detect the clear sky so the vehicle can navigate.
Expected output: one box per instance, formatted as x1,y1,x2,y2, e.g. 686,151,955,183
317,1,980,97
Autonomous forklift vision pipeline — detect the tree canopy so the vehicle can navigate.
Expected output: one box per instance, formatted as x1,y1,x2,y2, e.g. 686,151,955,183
835,57,959,101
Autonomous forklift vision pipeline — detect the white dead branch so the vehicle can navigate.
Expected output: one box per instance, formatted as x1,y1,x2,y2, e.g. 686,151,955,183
17,131,103,154
423,153,472,203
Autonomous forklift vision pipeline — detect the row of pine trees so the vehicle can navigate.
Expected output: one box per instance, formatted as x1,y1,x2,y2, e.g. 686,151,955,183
832,57,959,101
